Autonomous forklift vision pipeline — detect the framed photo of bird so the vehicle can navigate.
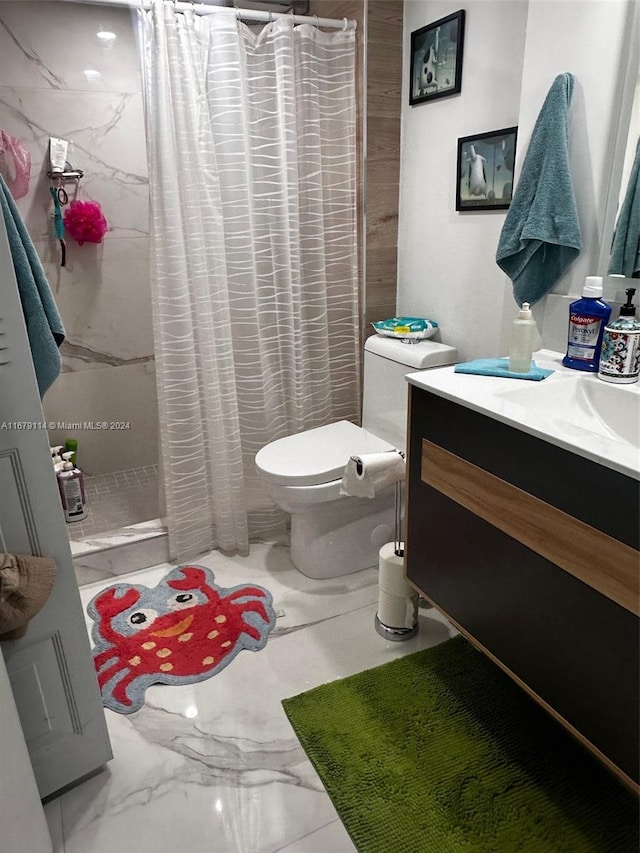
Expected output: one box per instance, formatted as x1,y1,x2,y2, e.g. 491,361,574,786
410,10,465,105
456,127,518,211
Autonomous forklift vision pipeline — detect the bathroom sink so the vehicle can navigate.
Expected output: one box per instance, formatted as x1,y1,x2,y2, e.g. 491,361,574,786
405,350,640,480
497,372,640,445
579,378,640,445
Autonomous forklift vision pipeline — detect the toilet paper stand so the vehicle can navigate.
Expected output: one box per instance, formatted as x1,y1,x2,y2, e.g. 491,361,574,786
374,465,419,642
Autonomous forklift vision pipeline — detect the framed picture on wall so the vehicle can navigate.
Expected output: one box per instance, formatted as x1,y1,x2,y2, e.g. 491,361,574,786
409,10,465,105
456,127,518,211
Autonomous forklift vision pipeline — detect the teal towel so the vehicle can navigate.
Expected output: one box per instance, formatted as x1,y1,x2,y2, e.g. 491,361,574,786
0,174,64,396
496,73,582,306
608,136,640,277
454,358,554,381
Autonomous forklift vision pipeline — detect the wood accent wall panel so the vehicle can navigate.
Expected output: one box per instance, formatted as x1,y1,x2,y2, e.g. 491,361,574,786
365,0,403,336
421,439,640,616
308,1,404,343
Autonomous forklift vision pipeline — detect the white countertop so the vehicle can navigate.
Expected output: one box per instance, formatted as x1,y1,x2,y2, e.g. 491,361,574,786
406,350,640,480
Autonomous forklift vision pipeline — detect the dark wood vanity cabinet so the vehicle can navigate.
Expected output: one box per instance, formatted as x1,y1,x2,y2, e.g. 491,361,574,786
405,384,640,788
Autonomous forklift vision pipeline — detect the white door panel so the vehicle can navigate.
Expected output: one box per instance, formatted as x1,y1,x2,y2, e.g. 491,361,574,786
0,209,112,797
0,653,52,853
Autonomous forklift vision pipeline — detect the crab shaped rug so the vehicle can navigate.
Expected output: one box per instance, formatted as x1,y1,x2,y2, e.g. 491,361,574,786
87,565,276,714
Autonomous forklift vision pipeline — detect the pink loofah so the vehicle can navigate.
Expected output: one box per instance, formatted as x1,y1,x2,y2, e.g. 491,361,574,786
63,199,108,245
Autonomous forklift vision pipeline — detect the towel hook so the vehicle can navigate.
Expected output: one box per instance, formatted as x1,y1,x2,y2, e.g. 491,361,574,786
342,17,348,31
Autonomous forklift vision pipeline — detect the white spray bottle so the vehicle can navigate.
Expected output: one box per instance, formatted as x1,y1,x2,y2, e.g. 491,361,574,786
57,452,87,522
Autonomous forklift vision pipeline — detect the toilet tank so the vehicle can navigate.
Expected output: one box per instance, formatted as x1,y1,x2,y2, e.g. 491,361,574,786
362,336,458,450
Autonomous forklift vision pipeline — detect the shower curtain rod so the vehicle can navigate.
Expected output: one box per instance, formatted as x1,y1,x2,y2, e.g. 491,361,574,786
62,0,357,30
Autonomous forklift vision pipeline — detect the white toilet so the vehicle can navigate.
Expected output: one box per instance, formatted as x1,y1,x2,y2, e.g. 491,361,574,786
255,335,458,578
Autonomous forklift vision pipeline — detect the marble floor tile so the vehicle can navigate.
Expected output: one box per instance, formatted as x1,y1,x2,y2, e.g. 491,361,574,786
52,543,455,853
276,819,354,852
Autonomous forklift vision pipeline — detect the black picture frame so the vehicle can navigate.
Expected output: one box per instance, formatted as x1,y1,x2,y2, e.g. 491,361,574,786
409,10,465,105
456,127,518,211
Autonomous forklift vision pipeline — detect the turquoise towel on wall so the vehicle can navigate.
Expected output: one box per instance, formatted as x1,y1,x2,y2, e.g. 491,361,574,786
454,358,554,381
496,73,582,306
608,136,640,277
0,174,64,397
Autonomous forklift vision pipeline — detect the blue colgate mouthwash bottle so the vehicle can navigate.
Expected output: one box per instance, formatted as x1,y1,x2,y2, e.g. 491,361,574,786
562,276,611,372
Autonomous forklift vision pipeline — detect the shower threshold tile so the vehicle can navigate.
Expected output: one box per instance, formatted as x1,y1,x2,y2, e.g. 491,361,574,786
70,519,166,557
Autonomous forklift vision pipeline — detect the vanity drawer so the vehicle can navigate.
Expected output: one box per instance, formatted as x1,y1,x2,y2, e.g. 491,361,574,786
405,386,640,786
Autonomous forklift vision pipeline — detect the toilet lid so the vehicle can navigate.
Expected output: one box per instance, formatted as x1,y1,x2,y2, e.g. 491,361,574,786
255,420,395,487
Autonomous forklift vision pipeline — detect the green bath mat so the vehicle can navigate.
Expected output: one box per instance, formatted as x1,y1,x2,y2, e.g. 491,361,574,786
282,636,638,853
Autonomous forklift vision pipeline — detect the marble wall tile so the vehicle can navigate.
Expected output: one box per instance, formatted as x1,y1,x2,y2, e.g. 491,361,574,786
35,236,154,369
0,1,156,476
0,2,142,93
0,86,148,239
43,361,159,475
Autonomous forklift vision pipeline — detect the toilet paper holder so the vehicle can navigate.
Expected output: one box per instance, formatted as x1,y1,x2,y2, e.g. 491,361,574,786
393,464,404,558
374,452,419,642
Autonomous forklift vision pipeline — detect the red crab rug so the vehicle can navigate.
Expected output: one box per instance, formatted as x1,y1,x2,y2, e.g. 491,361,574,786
87,565,276,714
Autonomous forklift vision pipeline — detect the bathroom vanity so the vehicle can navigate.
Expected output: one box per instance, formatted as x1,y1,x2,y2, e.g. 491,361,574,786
404,351,639,790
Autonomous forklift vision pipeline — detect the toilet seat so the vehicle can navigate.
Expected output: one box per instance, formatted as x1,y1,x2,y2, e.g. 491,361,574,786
254,420,395,487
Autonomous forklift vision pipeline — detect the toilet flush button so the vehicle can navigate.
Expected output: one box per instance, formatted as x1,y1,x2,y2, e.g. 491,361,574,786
371,524,392,548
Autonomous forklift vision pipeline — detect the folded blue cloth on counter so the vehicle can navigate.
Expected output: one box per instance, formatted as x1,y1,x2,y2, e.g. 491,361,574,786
454,358,554,381
496,73,582,306
0,174,64,397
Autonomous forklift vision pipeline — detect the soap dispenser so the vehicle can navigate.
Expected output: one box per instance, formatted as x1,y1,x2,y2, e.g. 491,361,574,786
598,288,640,384
509,302,536,373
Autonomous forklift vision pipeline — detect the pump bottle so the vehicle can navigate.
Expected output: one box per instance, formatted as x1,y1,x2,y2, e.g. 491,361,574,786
598,288,640,384
509,302,536,373
57,452,87,522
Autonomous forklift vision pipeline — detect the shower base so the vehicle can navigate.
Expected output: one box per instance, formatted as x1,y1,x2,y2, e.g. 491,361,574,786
67,466,169,586
69,465,161,539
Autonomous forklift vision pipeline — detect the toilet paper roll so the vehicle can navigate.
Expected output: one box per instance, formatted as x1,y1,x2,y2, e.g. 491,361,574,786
377,542,418,631
340,450,405,498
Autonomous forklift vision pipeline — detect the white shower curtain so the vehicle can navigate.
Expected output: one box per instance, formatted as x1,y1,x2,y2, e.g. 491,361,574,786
138,2,360,561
